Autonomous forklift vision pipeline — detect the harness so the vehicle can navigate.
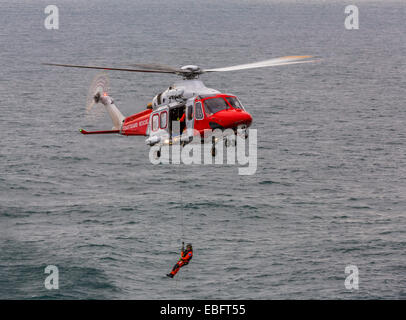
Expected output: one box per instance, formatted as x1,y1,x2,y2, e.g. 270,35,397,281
181,250,193,264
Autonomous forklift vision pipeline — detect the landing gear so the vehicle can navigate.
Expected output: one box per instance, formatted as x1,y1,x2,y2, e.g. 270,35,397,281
237,126,248,140
224,136,237,147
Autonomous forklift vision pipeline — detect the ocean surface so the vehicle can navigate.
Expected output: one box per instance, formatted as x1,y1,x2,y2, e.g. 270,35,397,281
0,0,405,299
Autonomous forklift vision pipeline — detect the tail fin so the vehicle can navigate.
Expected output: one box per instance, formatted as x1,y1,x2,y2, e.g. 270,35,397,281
97,93,125,130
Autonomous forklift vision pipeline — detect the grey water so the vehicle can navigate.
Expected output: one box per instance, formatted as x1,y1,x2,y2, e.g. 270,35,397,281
0,0,405,299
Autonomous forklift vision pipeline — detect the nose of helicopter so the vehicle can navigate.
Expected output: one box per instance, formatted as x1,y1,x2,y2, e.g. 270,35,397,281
209,109,252,130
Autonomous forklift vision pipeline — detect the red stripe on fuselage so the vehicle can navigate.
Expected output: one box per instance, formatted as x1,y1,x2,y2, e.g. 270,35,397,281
121,109,152,136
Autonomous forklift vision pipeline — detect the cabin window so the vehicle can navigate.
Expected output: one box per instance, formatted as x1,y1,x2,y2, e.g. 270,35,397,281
195,101,204,120
203,97,229,116
226,97,244,110
152,114,159,131
160,111,167,129
187,105,194,121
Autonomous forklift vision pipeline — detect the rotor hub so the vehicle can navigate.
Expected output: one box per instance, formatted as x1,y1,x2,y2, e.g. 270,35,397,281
180,65,202,79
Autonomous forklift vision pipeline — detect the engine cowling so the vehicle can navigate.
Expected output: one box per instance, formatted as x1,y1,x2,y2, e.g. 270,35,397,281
152,88,184,108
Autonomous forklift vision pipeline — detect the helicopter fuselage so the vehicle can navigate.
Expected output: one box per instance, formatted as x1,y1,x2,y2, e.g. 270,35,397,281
49,55,316,147
118,79,252,146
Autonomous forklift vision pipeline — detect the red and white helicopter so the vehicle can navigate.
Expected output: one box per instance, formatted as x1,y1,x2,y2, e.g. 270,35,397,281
45,56,316,155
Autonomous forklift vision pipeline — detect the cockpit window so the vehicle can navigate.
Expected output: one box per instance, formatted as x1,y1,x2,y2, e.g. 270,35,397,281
195,101,204,120
226,97,244,110
203,97,229,116
187,105,193,120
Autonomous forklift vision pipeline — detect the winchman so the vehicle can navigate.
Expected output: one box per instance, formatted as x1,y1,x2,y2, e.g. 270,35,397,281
167,242,193,278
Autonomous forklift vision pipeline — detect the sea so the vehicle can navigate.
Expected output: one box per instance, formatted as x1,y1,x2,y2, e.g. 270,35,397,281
0,0,405,299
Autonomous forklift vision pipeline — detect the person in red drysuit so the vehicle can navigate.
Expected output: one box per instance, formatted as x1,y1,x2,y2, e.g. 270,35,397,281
167,242,193,278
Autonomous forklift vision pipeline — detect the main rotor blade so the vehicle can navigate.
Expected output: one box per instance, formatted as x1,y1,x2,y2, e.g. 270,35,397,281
43,63,177,74
130,63,182,73
203,55,317,72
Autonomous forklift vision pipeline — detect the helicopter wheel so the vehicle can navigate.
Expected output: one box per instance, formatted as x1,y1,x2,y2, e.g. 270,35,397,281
236,127,248,140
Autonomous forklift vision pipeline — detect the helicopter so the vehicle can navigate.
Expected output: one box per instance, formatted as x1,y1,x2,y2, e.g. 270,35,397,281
44,55,317,156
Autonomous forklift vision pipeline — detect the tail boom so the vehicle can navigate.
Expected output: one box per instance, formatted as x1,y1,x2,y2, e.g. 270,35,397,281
80,93,151,136
99,95,125,130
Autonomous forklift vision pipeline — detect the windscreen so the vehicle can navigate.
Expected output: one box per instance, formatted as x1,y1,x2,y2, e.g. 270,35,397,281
204,97,229,115
226,96,244,110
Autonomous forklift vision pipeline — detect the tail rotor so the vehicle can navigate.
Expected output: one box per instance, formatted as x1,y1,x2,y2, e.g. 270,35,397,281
86,72,110,118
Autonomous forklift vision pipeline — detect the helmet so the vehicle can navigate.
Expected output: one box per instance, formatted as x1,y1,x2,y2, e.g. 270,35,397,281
186,243,192,249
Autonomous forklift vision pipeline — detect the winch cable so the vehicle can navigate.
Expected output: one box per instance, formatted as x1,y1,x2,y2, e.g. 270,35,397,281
176,142,185,286
174,120,187,286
